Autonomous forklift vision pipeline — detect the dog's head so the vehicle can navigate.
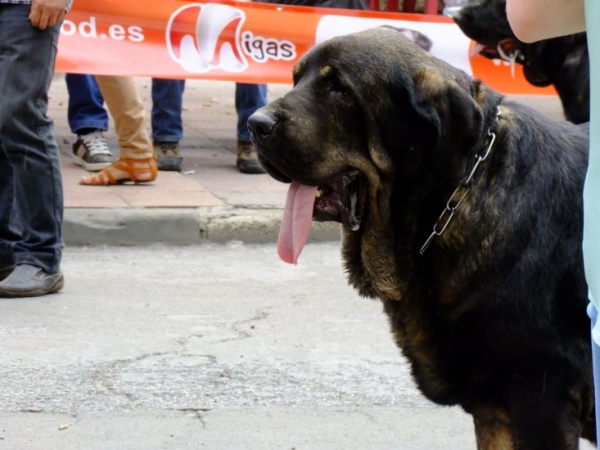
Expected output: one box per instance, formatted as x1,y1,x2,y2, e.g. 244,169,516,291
453,0,554,86
452,0,512,57
454,0,589,123
453,0,589,84
248,27,501,265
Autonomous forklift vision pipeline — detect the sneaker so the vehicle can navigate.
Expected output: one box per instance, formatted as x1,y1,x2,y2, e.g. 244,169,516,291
237,140,266,174
72,131,115,172
0,264,64,298
153,141,182,171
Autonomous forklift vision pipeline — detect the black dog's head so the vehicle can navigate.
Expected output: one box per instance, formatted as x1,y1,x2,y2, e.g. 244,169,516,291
248,27,501,265
453,0,589,123
453,0,552,85
452,0,513,58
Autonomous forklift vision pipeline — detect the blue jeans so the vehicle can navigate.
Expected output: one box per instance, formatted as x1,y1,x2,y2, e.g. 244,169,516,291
0,4,64,273
66,73,108,133
236,83,267,142
152,78,185,142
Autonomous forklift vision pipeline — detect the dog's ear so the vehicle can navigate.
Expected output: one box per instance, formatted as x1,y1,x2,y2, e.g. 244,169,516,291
341,37,497,181
408,70,490,181
348,67,487,180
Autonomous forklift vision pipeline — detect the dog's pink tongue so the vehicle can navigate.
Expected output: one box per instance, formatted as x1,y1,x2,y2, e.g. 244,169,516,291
278,181,318,265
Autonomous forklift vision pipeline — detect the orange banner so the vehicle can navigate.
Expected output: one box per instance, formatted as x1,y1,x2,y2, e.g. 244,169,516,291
56,0,556,95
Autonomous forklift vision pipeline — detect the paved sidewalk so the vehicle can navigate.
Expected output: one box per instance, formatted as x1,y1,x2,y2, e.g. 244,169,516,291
50,75,341,245
49,74,564,246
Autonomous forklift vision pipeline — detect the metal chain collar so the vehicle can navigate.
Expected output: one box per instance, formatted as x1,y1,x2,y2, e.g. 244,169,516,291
420,106,502,255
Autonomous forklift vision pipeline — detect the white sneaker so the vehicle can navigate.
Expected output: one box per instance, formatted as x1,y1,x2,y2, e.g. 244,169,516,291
72,131,114,172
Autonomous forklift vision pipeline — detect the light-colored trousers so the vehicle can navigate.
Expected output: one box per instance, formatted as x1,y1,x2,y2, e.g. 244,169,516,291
95,76,151,160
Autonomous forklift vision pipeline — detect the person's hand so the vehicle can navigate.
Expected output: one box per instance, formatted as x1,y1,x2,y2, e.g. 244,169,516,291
29,0,68,30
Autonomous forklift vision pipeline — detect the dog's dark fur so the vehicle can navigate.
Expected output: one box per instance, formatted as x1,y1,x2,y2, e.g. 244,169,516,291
248,27,594,449
453,0,589,124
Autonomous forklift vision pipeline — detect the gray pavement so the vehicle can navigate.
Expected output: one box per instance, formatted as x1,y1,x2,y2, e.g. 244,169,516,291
1,243,476,450
49,75,566,246
2,244,594,449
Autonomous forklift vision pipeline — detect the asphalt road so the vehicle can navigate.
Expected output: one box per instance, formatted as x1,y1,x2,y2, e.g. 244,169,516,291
1,243,477,450
2,243,595,450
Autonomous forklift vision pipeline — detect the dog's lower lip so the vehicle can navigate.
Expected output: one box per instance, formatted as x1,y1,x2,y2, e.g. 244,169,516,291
257,155,293,183
269,170,292,184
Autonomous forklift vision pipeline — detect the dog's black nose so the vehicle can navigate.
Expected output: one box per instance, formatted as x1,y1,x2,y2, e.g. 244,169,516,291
248,112,277,141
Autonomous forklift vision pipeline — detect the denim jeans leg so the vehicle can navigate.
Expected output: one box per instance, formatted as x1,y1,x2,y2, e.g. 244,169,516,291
151,78,185,142
235,83,267,142
0,141,18,266
66,74,109,134
0,5,64,273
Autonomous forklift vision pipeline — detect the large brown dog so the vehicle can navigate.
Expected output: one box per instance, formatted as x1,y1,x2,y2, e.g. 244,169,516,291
248,27,594,449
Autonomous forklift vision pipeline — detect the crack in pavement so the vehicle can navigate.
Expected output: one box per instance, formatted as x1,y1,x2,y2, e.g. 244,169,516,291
217,306,274,344
91,351,171,406
176,407,212,428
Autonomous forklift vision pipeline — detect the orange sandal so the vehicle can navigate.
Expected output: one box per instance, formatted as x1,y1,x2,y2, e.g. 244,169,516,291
80,157,158,186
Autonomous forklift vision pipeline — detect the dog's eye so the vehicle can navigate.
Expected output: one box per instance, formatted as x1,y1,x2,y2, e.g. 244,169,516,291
331,85,351,98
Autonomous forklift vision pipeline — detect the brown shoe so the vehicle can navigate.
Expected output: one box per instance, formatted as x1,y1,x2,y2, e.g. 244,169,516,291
237,140,266,174
153,141,182,171
80,157,158,186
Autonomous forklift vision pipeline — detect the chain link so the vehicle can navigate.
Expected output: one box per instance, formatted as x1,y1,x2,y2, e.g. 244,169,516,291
420,107,501,255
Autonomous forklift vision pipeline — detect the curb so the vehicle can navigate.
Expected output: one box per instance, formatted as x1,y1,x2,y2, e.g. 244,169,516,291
63,207,342,246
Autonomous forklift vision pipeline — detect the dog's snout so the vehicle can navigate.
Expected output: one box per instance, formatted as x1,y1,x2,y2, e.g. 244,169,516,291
248,112,277,141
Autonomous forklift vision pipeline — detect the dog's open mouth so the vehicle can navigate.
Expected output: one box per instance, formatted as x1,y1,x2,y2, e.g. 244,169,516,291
278,170,367,264
314,170,366,230
471,38,519,59
471,38,524,77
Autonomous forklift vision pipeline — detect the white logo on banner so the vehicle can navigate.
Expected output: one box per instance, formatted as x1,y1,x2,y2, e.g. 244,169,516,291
166,3,298,73
167,3,248,73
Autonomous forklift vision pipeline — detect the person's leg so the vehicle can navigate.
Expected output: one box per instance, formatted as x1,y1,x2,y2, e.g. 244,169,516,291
152,78,185,142
66,74,108,133
236,82,267,142
151,78,185,171
0,4,64,296
0,140,18,277
95,76,152,159
80,76,156,185
235,83,267,174
66,74,114,171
